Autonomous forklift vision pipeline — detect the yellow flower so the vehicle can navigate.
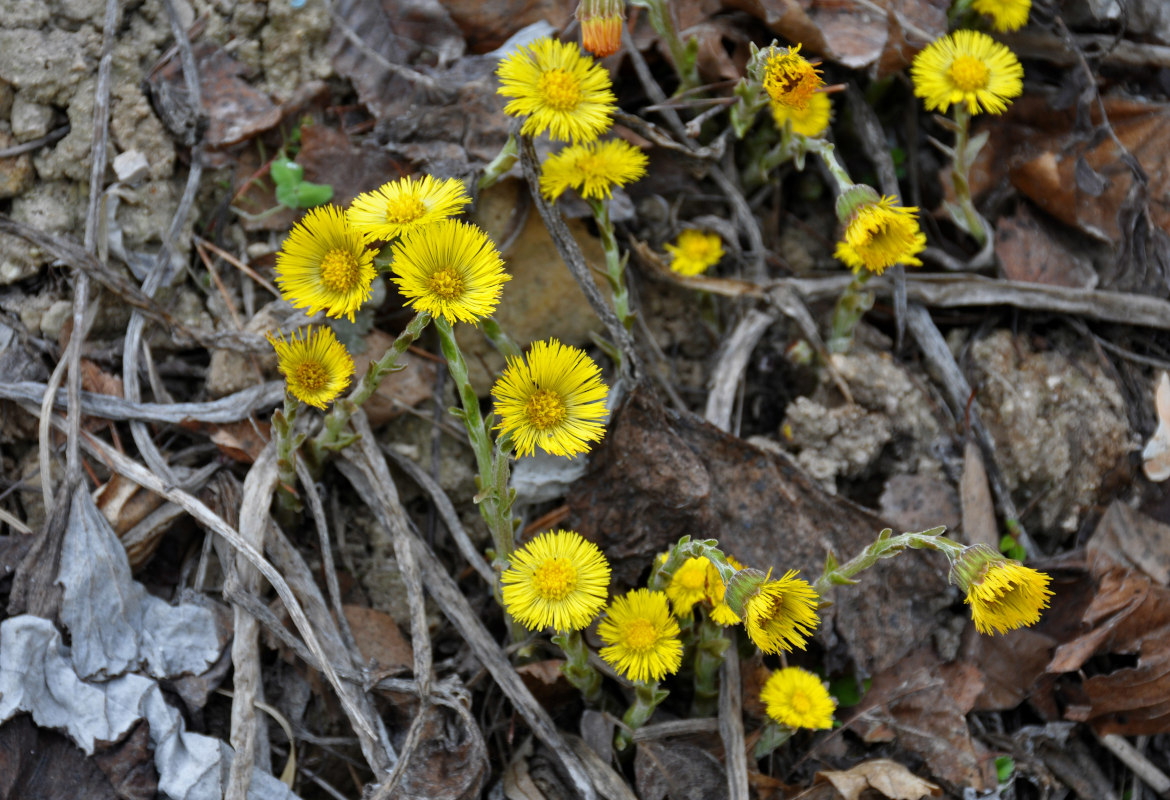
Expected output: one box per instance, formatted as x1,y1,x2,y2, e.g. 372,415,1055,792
729,569,819,654
268,326,354,409
762,44,824,111
275,205,376,322
911,30,1024,116
540,139,648,201
951,545,1053,635
973,0,1030,32
666,229,723,276
771,91,832,137
492,339,609,458
665,557,709,617
706,555,745,626
761,667,836,730
347,175,470,243
834,193,926,275
496,36,617,142
389,219,510,325
578,0,624,58
501,529,611,632
598,588,683,683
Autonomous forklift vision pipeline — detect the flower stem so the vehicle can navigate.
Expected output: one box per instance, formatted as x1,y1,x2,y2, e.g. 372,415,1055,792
951,106,988,246
478,134,519,193
826,271,874,354
586,198,633,330
814,526,957,601
273,392,304,516
803,137,855,196
432,316,517,572
692,611,729,717
481,316,524,361
630,0,700,92
553,628,603,705
615,681,670,751
308,311,431,467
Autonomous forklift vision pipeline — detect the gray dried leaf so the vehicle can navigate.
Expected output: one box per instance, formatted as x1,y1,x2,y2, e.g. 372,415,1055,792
57,490,222,680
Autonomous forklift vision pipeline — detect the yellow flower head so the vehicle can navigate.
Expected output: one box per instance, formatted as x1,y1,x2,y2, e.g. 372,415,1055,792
762,44,824,111
501,529,611,632
540,139,648,201
598,588,683,683
389,219,510,325
665,557,710,617
834,192,926,275
761,667,837,730
578,0,624,58
951,544,1053,635
706,555,745,626
666,229,724,276
347,175,470,243
973,0,1030,32
268,326,354,409
496,36,617,143
275,205,376,322
911,30,1024,116
492,339,609,458
771,91,832,138
727,568,819,654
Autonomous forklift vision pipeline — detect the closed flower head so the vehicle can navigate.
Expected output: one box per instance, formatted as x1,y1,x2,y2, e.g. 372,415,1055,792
496,36,617,142
666,229,724,276
706,555,745,626
492,339,609,458
771,91,832,138
275,205,376,322
726,568,819,654
348,175,470,243
389,219,510,325
911,30,1024,115
973,0,1030,32
501,529,611,632
951,544,1053,635
761,667,836,730
762,44,824,111
268,326,354,409
834,189,926,275
598,588,683,683
665,557,710,617
578,0,624,58
540,138,648,201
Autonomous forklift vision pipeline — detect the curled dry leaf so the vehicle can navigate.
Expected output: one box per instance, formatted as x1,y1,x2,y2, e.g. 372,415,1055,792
815,759,941,800
1142,372,1170,482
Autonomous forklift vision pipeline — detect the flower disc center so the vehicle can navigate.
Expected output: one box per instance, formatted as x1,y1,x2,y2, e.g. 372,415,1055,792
789,690,813,714
319,249,363,293
385,195,427,224
525,389,568,430
532,557,578,600
948,55,990,91
427,267,465,300
622,619,657,652
538,69,583,111
293,361,329,391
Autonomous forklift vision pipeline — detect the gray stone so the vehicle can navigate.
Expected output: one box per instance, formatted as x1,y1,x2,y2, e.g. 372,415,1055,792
0,126,34,199
39,299,73,341
32,77,96,182
49,0,106,24
259,0,333,101
0,233,43,285
10,94,55,142
206,302,281,397
0,78,13,119
1,180,84,284
110,81,175,180
113,150,150,183
0,28,98,104
0,0,50,27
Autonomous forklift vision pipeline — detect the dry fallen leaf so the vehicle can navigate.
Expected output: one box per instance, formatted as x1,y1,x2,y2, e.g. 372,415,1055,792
343,604,413,672
815,759,941,800
959,439,998,550
1142,372,1170,482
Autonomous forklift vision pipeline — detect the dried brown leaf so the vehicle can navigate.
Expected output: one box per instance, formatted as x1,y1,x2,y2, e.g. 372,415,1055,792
634,741,727,800
815,759,941,800
959,440,998,550
1088,501,1170,585
994,204,1099,289
343,604,413,672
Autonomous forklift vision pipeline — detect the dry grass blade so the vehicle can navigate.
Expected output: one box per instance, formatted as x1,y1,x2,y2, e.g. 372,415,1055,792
705,309,777,432
0,380,283,424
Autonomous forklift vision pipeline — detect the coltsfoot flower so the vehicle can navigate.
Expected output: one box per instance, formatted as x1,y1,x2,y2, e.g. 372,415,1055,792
347,175,470,242
501,529,611,632
492,339,609,458
770,91,832,137
761,667,837,730
268,326,354,409
598,588,683,683
706,555,745,626
951,544,1053,635
911,30,1024,115
540,138,648,201
834,187,926,275
275,205,375,322
666,229,723,276
664,557,710,617
973,0,1031,32
578,0,624,58
389,219,510,325
726,568,819,654
496,36,617,142
762,44,823,111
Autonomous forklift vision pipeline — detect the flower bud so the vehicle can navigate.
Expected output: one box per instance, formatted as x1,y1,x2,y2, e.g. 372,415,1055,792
577,0,624,59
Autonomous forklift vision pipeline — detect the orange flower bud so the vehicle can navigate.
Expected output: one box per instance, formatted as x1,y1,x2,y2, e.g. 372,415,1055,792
577,0,624,58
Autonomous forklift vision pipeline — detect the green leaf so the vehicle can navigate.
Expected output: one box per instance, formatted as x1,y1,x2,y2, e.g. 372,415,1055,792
999,534,1026,561
828,675,868,708
995,756,1015,784
277,179,334,210
270,157,303,187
